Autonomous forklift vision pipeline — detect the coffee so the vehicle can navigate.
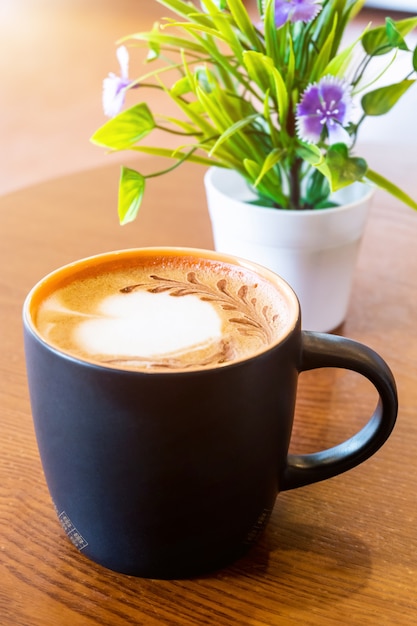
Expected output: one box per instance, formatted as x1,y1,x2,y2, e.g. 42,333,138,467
23,247,398,578
29,249,296,371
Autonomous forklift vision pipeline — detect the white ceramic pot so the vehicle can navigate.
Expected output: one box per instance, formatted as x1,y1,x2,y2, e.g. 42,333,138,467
204,167,374,332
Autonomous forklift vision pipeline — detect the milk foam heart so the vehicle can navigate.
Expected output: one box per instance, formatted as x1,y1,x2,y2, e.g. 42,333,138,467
74,291,222,358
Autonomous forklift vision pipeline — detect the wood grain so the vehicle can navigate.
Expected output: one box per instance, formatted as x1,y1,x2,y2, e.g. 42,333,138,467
1,145,417,625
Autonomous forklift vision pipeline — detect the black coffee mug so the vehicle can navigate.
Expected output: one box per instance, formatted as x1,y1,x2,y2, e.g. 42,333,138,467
23,248,398,579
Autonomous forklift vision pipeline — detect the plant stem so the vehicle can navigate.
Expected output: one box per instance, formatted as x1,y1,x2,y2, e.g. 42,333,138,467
286,103,303,210
289,157,303,210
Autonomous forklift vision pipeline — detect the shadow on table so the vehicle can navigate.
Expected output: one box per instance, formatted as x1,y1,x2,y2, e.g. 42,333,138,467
224,500,372,609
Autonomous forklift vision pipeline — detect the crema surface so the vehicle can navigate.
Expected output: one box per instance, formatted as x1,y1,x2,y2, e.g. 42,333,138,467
33,253,292,371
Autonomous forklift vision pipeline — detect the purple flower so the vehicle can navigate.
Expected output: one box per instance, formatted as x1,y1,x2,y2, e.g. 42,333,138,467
296,76,353,144
274,0,322,28
102,46,133,117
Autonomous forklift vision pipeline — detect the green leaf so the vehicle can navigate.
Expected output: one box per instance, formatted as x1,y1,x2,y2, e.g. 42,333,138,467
254,149,285,187
167,21,229,43
362,80,415,116
322,35,363,78
347,0,367,20
413,44,417,72
227,0,263,51
386,17,409,51
263,0,280,65
202,0,228,11
313,0,343,54
242,158,259,182
243,51,288,123
156,0,212,25
262,91,280,145
310,15,337,81
286,36,295,93
168,88,217,135
362,17,417,56
90,104,155,150
295,142,323,167
271,66,289,127
118,167,145,225
243,158,288,207
161,115,199,135
209,113,260,156
178,48,199,97
365,169,417,210
128,31,207,55
243,51,274,93
195,86,231,132
256,0,265,17
170,75,193,97
154,18,252,94
146,44,160,62
129,145,220,167
199,0,244,62
305,169,331,207
323,144,368,191
145,21,162,61
195,87,259,165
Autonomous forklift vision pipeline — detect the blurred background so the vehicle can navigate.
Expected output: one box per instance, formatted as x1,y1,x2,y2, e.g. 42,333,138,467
1,0,415,197
0,0,153,195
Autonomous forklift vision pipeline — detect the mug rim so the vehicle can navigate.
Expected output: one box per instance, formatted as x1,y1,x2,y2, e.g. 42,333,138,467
23,247,301,374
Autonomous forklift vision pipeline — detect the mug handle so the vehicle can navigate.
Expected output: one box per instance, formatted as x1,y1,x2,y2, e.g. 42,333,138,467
282,331,398,491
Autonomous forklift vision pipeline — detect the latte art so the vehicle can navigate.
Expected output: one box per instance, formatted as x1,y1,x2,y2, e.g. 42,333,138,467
32,251,292,371
73,290,223,366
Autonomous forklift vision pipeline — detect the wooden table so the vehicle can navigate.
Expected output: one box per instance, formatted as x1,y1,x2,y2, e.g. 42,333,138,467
1,151,417,625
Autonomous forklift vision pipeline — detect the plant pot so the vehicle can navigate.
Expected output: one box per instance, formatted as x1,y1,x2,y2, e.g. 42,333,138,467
204,167,374,332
